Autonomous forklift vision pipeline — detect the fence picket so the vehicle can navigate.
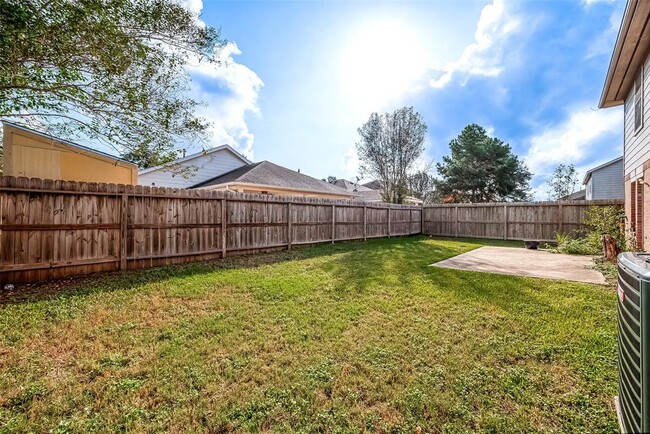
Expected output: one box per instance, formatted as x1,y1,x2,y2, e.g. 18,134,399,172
0,176,422,283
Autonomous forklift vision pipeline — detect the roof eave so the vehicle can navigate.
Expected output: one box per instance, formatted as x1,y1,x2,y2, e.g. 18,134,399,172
138,144,251,175
599,0,650,109
598,98,625,109
198,181,356,198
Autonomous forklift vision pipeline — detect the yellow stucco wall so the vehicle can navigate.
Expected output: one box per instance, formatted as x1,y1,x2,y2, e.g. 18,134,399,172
2,124,138,184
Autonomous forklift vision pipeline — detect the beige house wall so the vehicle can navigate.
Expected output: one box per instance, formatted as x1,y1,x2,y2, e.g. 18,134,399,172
203,182,354,200
2,124,138,184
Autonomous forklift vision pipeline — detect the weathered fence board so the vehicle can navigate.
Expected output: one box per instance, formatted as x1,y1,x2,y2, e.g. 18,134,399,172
422,200,623,241
0,176,422,284
1,176,623,285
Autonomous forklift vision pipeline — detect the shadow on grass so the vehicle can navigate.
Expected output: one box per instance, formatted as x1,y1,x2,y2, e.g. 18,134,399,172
0,236,433,306
0,235,549,310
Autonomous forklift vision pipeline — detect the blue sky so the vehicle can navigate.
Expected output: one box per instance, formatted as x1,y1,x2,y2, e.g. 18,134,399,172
186,0,625,199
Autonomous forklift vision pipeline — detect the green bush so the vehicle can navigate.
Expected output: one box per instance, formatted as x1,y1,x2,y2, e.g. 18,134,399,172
584,205,628,252
553,205,627,256
553,233,600,255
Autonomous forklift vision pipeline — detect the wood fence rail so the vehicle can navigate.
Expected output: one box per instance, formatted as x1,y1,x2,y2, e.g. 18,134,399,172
0,176,422,284
421,200,624,241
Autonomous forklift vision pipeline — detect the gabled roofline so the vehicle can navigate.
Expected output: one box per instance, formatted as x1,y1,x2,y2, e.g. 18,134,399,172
138,144,252,175
191,160,357,196
198,181,357,198
1,120,138,168
189,161,263,188
582,155,624,184
599,0,650,108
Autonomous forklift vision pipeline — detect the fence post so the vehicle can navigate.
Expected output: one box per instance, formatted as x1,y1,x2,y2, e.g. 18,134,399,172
558,202,564,235
454,206,459,238
503,204,508,240
287,202,292,250
120,194,128,270
221,198,227,258
409,208,413,234
363,206,367,241
421,206,425,235
331,204,336,244
387,207,391,238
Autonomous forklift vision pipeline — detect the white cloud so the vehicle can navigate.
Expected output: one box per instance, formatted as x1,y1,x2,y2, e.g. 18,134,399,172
341,146,360,179
179,0,203,15
429,0,520,88
524,107,621,174
174,0,263,159
583,0,616,6
186,42,263,159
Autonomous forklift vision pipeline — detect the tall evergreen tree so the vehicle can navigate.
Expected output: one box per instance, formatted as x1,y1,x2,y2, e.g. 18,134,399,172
435,124,531,202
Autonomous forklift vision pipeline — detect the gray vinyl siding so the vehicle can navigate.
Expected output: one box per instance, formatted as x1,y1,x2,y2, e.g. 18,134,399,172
624,53,650,178
138,149,246,188
586,158,624,200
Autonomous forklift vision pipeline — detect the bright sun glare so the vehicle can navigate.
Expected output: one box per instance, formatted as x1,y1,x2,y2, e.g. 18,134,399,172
340,18,427,114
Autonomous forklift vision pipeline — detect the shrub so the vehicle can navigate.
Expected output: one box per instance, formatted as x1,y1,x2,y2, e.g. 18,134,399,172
553,233,600,256
553,205,627,258
584,205,628,254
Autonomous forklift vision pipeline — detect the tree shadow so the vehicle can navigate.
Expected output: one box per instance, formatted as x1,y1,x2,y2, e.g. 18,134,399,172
0,236,430,305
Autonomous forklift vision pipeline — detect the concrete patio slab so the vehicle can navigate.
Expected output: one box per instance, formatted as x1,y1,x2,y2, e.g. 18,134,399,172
431,246,607,285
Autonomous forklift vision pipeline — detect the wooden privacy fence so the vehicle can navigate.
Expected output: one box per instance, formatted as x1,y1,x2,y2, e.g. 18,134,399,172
422,200,624,241
0,176,422,284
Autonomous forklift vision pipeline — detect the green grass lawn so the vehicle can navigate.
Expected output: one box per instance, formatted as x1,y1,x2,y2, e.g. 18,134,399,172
0,236,618,433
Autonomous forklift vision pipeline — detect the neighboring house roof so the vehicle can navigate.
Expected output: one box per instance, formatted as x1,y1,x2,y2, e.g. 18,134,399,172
191,161,355,196
138,144,251,175
333,179,383,201
582,156,624,184
362,179,383,190
599,0,650,108
561,189,587,201
361,179,424,205
1,120,136,167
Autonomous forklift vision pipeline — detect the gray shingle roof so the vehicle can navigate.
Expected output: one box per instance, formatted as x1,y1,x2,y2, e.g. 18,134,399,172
362,179,383,190
191,161,354,196
333,179,383,201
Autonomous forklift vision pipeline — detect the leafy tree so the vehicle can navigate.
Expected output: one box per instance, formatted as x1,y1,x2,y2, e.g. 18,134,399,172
121,142,180,170
435,124,531,202
408,167,436,204
356,107,427,204
0,0,224,168
548,163,579,200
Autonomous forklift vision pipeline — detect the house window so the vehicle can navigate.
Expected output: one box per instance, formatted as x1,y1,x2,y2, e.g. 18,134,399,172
635,67,644,132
